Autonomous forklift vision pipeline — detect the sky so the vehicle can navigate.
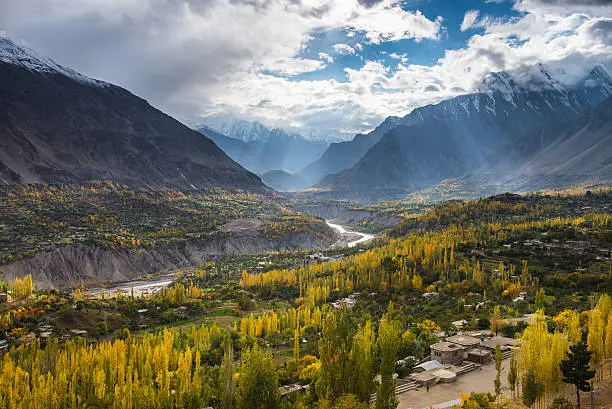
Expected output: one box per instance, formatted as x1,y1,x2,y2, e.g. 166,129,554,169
1,0,612,140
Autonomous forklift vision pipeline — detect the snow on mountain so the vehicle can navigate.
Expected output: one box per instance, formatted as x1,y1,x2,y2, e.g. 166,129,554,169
201,116,274,142
0,36,107,87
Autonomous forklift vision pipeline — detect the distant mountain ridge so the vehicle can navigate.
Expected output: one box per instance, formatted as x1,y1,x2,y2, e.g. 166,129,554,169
0,37,265,191
196,122,328,175
314,64,612,201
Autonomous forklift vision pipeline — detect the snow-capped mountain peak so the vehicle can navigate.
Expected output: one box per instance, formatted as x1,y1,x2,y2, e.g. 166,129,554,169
579,64,612,93
479,64,566,100
0,36,106,87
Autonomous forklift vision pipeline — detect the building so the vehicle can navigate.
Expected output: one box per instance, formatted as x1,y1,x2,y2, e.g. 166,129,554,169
445,335,481,352
413,360,441,374
279,383,309,400
430,342,466,365
451,319,468,329
0,339,8,355
0,293,7,303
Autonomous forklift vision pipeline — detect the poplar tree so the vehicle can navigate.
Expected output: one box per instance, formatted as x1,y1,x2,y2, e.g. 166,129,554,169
375,309,400,409
587,307,604,375
220,336,235,409
294,328,300,363
318,309,356,401
237,345,279,409
508,354,518,398
522,369,544,408
350,320,375,403
568,310,582,344
494,345,502,400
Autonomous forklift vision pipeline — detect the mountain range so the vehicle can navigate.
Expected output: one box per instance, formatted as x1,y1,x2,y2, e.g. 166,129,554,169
196,122,328,176
2,36,611,201
0,37,265,192
304,64,612,201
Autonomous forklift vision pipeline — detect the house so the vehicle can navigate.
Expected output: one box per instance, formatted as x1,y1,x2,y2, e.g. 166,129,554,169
413,360,441,374
467,348,492,364
451,319,468,329
0,293,8,303
430,342,466,365
445,335,481,352
480,336,521,352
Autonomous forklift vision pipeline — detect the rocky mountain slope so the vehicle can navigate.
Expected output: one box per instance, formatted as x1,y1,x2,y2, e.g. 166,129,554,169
316,65,612,201
1,220,337,289
298,115,403,186
0,37,265,191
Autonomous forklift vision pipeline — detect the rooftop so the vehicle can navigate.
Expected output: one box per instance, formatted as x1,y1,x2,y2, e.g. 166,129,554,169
445,335,481,347
431,342,466,352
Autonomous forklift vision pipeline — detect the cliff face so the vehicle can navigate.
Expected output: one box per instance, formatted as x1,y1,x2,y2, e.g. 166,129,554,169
295,203,402,232
1,228,337,289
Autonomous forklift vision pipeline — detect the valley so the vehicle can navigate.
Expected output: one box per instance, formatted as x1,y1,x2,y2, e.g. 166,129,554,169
1,23,612,409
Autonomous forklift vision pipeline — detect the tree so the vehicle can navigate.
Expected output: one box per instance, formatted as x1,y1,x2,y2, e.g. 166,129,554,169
220,336,236,409
522,369,544,408
318,309,356,401
375,310,400,409
560,342,595,409
605,316,612,367
508,354,518,398
548,397,575,409
587,307,604,376
350,320,375,403
494,345,502,400
294,328,300,363
491,306,502,335
535,289,545,311
237,345,279,409
319,394,371,409
568,310,582,344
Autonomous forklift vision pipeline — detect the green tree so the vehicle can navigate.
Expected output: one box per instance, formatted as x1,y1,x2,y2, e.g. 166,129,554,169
318,309,356,401
350,320,375,403
535,289,546,311
548,397,575,409
294,328,300,363
319,394,371,409
220,336,236,409
237,345,279,409
494,345,502,400
560,342,595,409
375,308,400,409
507,354,518,398
491,306,502,335
522,369,544,408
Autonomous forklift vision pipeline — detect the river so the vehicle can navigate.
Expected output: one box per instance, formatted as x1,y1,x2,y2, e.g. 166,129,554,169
86,274,175,298
326,221,376,247
85,223,373,297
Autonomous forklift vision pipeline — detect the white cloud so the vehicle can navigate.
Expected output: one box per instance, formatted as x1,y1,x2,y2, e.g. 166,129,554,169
354,43,364,52
318,52,334,63
332,43,356,55
461,10,481,31
388,52,407,60
260,57,326,76
1,0,612,140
